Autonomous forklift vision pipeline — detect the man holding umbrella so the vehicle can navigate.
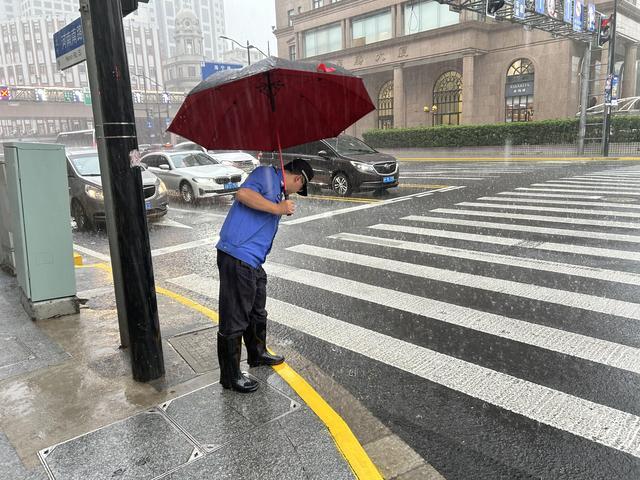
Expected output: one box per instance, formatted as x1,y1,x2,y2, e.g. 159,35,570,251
216,158,314,393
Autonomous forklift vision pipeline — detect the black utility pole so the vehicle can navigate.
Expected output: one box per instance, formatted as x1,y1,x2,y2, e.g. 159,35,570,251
602,0,618,157
80,0,164,382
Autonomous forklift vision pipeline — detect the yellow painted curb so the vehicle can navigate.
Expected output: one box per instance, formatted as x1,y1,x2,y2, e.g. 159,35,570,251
73,253,83,266
76,262,381,479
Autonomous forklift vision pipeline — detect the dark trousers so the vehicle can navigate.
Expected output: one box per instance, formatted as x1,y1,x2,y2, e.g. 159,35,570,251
217,249,267,337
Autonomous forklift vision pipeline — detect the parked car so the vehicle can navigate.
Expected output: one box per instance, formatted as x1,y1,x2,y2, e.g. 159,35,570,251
66,149,168,230
141,150,247,203
258,134,399,196
56,129,96,148
208,150,260,173
173,141,206,152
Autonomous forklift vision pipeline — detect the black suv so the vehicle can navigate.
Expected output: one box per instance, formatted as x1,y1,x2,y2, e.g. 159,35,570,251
259,135,399,196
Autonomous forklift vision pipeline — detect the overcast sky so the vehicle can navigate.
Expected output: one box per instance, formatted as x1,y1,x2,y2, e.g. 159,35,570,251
224,0,278,57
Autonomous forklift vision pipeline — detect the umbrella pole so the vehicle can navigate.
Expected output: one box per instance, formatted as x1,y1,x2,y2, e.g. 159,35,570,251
277,130,288,199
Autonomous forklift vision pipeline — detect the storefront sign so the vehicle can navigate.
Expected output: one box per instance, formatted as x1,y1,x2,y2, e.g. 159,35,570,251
506,79,534,97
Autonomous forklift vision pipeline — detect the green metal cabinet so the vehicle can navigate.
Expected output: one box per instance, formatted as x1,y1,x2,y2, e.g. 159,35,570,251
4,143,76,303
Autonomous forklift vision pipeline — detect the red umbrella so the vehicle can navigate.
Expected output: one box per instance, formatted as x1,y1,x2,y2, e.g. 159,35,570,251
167,57,375,193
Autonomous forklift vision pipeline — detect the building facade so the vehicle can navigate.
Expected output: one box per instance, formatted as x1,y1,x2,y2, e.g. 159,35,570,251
274,0,640,136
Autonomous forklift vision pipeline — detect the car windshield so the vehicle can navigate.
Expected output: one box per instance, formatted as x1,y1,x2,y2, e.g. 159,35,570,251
170,152,220,168
325,136,376,155
70,154,101,176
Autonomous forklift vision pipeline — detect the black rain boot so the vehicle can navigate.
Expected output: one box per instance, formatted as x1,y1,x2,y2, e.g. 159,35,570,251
244,320,284,367
217,332,259,393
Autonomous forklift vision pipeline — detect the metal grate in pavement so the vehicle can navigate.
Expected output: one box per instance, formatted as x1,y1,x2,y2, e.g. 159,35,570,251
168,327,247,374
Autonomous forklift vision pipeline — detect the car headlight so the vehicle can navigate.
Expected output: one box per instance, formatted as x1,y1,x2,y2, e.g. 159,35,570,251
193,177,214,184
350,161,376,174
158,179,167,194
85,184,104,201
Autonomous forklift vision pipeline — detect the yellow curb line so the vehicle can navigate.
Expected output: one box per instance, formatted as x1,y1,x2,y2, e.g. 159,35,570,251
73,253,83,266
397,156,640,162
77,263,382,479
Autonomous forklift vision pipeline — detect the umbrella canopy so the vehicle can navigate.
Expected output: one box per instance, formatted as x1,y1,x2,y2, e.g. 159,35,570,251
167,57,375,151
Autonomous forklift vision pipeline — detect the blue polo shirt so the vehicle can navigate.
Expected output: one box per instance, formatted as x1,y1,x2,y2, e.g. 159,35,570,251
217,166,283,268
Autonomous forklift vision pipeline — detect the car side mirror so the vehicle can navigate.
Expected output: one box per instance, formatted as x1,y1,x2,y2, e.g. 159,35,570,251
317,150,329,158
159,164,171,170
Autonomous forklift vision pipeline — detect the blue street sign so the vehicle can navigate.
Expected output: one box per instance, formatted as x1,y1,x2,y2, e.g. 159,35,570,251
147,118,154,129
165,117,171,127
514,0,526,19
564,0,573,24
573,0,584,32
53,18,85,71
201,62,243,80
587,2,596,31
535,0,545,14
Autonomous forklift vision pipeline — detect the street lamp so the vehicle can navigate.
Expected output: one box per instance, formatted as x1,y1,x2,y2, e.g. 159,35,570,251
219,35,268,66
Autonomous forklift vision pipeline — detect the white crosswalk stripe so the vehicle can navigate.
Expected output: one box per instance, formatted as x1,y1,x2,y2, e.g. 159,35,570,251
479,197,640,210
436,206,640,227
515,187,640,196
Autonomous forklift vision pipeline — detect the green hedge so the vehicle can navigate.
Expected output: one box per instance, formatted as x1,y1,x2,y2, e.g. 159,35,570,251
362,117,640,148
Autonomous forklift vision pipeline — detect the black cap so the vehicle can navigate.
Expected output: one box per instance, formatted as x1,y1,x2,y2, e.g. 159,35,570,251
284,158,314,196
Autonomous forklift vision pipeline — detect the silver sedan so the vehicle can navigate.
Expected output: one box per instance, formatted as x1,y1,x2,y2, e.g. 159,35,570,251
142,150,247,204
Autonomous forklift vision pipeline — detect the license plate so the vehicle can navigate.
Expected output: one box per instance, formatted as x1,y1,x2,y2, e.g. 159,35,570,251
224,182,238,190
383,176,394,183
145,201,152,210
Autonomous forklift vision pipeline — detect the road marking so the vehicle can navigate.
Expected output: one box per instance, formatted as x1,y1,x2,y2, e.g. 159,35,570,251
402,215,640,244
329,232,640,286
556,180,640,187
170,272,640,459
397,184,450,188
443,204,640,224
152,218,193,229
73,244,111,262
369,223,640,262
534,183,640,192
396,156,637,162
497,191,604,199
74,238,218,262
399,176,488,180
306,195,380,204
149,237,219,257
479,197,640,210
281,187,463,226
169,207,227,218
516,187,640,196
286,244,640,322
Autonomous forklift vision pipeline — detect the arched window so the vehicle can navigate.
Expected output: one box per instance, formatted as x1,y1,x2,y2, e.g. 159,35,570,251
378,80,394,129
432,71,462,126
505,58,534,122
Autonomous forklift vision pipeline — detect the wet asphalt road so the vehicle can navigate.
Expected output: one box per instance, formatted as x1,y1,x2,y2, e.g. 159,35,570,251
74,158,640,479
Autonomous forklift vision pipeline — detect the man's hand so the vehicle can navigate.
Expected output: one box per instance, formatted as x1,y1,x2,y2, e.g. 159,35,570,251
278,200,295,216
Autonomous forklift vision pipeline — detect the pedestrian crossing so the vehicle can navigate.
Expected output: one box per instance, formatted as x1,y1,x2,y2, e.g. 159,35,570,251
166,165,640,476
400,161,571,183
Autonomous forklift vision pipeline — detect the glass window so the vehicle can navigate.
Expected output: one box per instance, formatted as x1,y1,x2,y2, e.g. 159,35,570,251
378,80,394,129
505,59,534,122
404,0,459,35
287,9,295,27
433,71,462,126
289,45,296,61
352,10,392,45
303,24,342,57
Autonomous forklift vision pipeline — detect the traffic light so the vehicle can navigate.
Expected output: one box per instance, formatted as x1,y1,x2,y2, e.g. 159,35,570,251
598,16,612,47
486,0,506,17
121,0,150,18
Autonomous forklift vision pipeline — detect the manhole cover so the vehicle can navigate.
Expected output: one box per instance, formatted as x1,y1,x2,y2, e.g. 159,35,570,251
168,327,247,373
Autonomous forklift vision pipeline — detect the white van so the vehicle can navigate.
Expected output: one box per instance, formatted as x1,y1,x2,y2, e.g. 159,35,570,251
56,130,96,148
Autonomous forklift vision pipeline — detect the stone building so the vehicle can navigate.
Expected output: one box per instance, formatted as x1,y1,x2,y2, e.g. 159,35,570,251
274,0,640,136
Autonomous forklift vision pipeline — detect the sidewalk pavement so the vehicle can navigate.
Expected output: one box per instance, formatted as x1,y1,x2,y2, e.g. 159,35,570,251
0,258,444,480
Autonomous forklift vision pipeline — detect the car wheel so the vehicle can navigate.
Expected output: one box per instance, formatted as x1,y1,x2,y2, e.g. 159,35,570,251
71,199,93,231
180,182,195,203
331,172,353,197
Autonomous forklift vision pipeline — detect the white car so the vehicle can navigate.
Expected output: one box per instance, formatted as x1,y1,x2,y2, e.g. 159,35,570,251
208,150,260,173
142,150,247,203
